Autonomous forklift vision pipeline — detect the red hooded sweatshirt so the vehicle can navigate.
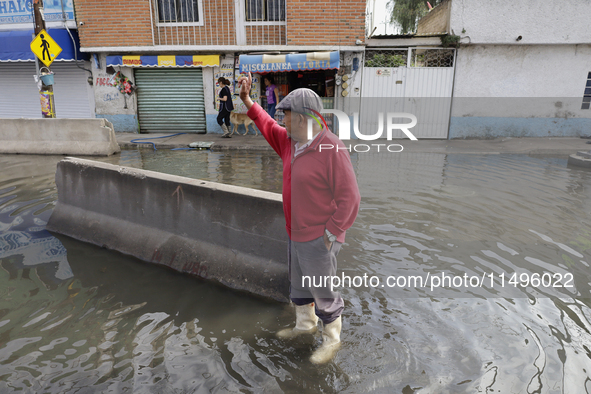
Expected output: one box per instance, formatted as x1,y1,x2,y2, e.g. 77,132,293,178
247,103,360,243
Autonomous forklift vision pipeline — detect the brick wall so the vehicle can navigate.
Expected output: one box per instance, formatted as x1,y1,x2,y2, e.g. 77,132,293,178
286,0,366,46
75,0,153,47
74,0,364,48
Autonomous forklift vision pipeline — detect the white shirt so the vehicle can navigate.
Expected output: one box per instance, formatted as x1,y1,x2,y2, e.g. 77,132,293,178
294,131,320,157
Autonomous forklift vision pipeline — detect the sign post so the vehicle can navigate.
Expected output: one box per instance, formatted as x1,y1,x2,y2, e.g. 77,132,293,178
31,0,58,118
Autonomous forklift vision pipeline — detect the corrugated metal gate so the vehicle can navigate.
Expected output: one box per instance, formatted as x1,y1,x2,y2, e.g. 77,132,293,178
361,48,455,139
135,68,206,133
0,62,93,118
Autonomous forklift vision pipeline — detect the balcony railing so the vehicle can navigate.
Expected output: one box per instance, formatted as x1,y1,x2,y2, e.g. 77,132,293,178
150,0,286,47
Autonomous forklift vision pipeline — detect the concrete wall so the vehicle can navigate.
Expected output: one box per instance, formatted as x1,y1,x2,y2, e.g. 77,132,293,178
450,44,591,139
0,119,120,156
46,158,289,302
336,51,364,131
339,51,364,101
453,45,591,98
449,0,591,44
92,54,139,133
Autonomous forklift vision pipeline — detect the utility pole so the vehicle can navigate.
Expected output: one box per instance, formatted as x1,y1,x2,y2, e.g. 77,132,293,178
33,0,56,118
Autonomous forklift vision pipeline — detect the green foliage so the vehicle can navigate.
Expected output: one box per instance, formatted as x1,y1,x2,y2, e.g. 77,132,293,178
387,0,443,34
365,53,407,67
440,34,460,48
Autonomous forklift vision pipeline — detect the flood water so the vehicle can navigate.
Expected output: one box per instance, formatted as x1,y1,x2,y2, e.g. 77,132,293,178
1,148,591,393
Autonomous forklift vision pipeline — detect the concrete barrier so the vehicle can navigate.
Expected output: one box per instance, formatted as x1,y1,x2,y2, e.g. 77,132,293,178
46,157,289,302
0,118,120,156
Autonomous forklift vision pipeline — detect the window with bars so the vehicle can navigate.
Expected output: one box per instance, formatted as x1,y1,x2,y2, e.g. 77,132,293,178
246,0,285,22
157,0,201,23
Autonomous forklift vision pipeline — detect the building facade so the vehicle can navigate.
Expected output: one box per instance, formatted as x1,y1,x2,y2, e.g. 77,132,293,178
73,0,366,133
0,0,94,119
360,0,591,140
447,0,591,138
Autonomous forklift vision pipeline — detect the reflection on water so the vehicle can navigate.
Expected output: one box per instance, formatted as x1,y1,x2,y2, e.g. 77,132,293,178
0,150,590,392
112,148,284,194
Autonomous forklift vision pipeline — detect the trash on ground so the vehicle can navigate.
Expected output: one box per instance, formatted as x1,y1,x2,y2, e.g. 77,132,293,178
189,141,214,149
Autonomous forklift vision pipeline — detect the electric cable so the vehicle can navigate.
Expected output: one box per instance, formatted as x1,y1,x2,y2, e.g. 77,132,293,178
60,0,92,74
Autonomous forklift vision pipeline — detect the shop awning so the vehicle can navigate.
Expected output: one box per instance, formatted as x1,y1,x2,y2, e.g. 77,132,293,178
0,29,86,62
105,55,220,67
239,51,340,74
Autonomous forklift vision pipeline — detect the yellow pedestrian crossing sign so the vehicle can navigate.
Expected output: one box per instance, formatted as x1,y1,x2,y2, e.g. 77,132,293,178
30,29,62,67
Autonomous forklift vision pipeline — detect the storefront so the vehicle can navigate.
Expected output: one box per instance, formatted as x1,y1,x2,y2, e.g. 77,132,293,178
239,51,339,125
0,29,93,119
105,55,220,133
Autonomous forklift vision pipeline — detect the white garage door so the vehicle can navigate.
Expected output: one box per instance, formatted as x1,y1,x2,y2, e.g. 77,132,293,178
0,62,94,119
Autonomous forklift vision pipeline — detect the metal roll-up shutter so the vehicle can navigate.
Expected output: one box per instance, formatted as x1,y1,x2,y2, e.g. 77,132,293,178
135,68,206,133
51,62,94,118
0,63,40,118
0,62,93,119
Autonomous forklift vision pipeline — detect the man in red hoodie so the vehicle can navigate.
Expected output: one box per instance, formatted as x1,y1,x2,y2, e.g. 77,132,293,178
238,73,360,364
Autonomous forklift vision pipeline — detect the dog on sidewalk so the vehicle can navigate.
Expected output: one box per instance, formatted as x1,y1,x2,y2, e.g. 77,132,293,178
230,112,259,136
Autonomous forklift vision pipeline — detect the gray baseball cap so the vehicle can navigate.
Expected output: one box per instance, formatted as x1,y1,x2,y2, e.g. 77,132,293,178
275,88,324,116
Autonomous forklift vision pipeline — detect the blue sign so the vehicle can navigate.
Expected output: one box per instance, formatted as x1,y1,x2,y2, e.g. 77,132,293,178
0,0,74,24
239,51,340,74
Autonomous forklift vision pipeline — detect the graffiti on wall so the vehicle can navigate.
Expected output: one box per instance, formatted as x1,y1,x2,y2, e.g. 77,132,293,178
95,72,134,95
102,92,120,102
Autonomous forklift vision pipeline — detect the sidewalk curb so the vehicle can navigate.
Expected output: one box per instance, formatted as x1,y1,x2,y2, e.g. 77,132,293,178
115,134,590,155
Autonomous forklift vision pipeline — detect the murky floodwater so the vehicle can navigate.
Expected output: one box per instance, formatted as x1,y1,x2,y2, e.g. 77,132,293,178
1,148,591,393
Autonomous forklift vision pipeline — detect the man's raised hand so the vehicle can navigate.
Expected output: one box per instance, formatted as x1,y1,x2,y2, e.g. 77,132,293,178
237,73,254,110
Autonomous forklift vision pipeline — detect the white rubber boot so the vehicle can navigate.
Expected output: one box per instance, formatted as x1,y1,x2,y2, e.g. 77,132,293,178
276,303,318,339
221,124,231,137
310,316,341,364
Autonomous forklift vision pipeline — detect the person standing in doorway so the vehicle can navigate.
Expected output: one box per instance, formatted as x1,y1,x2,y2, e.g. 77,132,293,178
264,76,280,119
217,77,234,138
238,72,360,364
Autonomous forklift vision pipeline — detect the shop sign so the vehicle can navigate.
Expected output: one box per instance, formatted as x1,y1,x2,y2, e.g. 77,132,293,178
0,0,74,24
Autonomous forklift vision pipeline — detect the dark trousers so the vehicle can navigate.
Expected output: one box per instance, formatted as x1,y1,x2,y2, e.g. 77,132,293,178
267,103,276,119
217,109,231,127
288,237,344,324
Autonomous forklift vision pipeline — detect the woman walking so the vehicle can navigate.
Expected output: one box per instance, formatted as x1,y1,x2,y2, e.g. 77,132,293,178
264,76,280,119
217,77,234,138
